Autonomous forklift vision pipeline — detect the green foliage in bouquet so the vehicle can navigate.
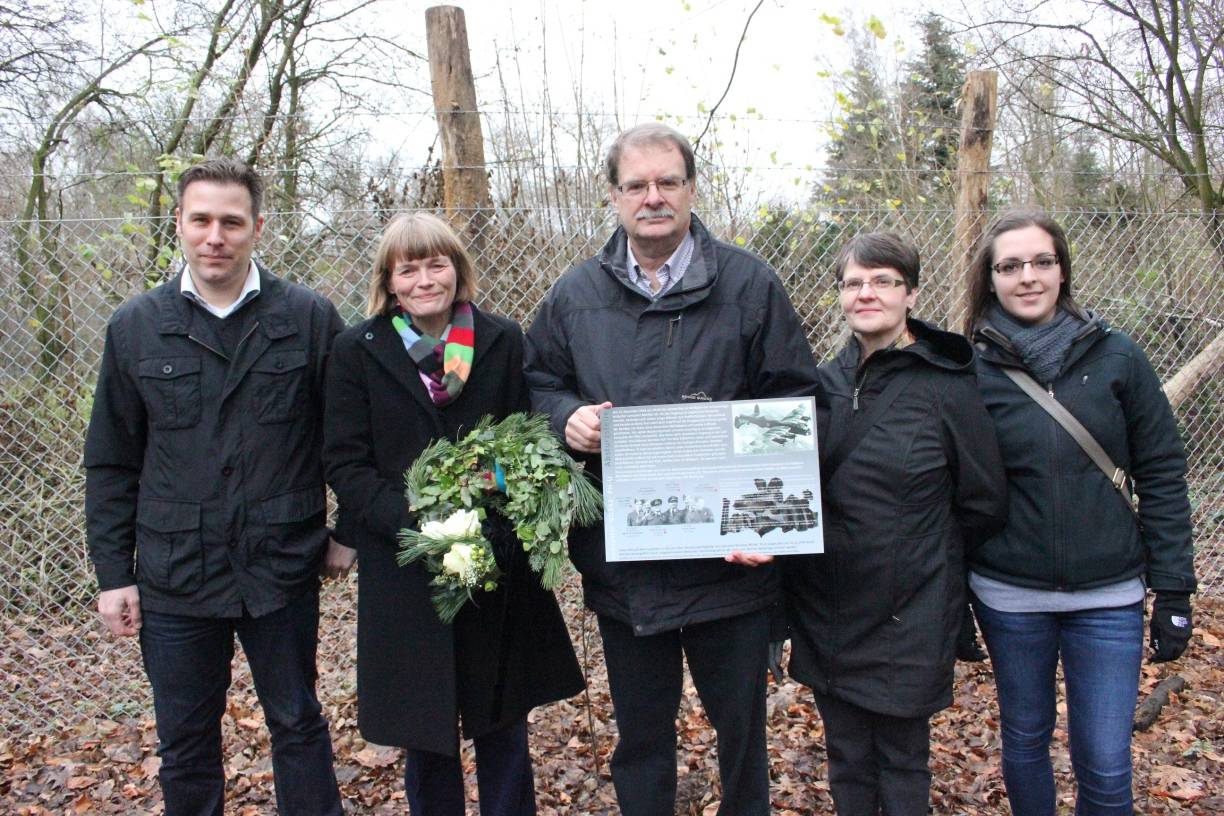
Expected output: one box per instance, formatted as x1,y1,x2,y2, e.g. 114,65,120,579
403,412,602,592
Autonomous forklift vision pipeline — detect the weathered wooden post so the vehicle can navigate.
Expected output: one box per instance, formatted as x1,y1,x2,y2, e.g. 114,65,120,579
953,70,998,330
425,5,491,248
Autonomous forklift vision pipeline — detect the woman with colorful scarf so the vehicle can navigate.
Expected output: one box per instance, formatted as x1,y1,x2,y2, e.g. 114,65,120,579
322,213,583,815
965,210,1196,815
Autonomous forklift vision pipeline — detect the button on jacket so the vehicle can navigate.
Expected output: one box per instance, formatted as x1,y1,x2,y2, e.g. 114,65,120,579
970,313,1196,594
84,265,344,618
524,214,823,636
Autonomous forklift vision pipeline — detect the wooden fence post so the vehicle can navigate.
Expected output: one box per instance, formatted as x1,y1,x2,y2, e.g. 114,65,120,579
425,5,491,247
952,70,998,331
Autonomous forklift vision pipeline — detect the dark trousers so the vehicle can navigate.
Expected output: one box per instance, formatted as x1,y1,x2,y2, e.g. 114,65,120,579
403,718,536,816
812,691,931,816
139,589,341,816
597,610,770,816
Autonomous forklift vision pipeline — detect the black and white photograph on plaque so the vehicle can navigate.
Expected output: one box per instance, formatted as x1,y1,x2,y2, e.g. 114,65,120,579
626,495,717,526
720,477,819,537
731,399,814,454
600,397,823,561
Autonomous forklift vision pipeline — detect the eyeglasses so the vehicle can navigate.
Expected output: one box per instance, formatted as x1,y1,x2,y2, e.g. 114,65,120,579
614,176,689,197
992,254,1059,276
837,274,907,293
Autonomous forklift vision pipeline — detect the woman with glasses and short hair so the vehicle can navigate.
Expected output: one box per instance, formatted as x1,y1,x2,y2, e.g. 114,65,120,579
784,231,1006,815
964,209,1196,815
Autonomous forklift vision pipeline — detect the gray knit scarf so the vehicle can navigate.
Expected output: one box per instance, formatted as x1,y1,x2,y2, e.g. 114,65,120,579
987,302,1084,385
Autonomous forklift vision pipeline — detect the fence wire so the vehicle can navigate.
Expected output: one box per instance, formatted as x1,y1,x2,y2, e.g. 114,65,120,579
2,205,1221,738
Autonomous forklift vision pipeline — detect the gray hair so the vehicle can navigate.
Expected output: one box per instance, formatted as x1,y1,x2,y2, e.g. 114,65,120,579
605,123,697,187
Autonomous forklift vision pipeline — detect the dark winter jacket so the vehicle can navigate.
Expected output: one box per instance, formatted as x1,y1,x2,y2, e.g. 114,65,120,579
786,319,1007,718
969,312,1195,593
524,214,822,636
323,306,584,756
84,266,343,618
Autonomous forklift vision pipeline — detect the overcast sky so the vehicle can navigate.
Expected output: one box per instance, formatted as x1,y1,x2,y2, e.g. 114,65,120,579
378,0,954,192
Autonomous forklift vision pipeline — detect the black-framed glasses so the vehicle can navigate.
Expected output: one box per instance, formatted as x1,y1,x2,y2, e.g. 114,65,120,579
992,254,1060,276
837,274,907,293
614,176,689,197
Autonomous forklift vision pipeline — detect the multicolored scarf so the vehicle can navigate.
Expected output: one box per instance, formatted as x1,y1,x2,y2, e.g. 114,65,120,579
390,301,474,406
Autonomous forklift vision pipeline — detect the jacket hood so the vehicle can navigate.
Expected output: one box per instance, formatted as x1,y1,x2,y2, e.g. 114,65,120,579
836,317,976,374
596,213,719,311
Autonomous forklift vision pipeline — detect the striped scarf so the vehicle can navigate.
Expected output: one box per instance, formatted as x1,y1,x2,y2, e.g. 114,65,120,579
390,301,474,406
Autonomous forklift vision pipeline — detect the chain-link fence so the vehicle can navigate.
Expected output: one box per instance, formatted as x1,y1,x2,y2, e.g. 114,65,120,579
2,205,1221,739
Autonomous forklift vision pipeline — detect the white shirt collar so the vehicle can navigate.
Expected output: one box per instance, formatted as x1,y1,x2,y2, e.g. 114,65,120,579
180,260,261,319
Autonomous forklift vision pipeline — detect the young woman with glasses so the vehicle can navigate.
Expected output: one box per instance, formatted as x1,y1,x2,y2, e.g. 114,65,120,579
783,231,1007,815
964,209,1196,815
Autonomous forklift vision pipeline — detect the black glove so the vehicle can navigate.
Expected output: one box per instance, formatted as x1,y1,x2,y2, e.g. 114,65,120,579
1149,592,1192,663
956,602,988,662
767,640,785,682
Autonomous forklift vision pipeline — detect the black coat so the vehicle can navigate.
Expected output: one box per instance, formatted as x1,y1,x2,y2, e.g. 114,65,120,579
84,266,343,618
969,314,1196,593
785,319,1007,718
323,306,584,755
524,215,823,636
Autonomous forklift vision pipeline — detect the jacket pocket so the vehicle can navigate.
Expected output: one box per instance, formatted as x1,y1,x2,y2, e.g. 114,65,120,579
250,348,308,424
255,486,326,581
137,357,202,430
136,498,203,594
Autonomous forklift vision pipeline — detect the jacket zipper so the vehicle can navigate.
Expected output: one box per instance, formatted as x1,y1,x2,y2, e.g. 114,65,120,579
852,368,869,411
187,334,225,359
188,321,259,361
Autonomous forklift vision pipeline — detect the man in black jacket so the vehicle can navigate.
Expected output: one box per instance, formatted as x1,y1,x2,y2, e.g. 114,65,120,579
525,123,821,815
84,158,347,816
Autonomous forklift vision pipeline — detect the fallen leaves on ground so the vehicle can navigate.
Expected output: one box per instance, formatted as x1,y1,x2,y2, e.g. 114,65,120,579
3,584,1221,814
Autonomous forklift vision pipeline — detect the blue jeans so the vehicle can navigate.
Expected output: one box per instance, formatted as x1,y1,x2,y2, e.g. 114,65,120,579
972,600,1143,816
403,718,536,816
139,589,341,816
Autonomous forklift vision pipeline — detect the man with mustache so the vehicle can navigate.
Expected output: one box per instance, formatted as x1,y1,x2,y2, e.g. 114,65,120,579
84,157,347,815
525,123,820,815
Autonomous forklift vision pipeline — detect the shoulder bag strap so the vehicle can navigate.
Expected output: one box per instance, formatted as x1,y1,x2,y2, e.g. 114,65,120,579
823,368,918,481
1000,366,1139,518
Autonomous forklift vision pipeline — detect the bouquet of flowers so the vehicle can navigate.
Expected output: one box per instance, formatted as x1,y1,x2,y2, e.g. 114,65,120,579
397,509,500,623
399,413,602,622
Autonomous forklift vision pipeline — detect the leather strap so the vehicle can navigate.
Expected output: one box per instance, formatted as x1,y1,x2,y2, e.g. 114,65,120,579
1000,366,1139,518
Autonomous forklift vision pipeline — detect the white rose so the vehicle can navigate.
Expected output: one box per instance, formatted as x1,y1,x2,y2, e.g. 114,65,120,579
441,542,474,577
420,519,448,540
440,508,482,539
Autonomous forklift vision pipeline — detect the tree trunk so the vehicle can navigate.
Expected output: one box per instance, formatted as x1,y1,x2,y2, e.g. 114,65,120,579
426,5,491,250
952,70,997,329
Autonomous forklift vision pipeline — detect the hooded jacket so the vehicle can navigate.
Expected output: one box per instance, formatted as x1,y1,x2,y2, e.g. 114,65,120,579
969,312,1195,593
786,319,1007,718
524,214,822,636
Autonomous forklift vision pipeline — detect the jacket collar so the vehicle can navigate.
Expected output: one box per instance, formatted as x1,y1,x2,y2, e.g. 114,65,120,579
973,309,1105,372
597,213,719,310
362,303,506,415
155,261,297,341
836,317,975,377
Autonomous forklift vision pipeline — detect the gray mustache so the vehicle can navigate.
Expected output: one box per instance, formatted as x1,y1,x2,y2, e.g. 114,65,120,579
636,208,674,220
